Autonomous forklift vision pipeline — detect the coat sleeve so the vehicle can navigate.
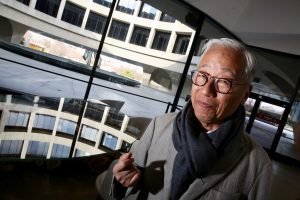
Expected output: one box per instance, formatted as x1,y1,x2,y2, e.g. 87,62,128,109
107,117,157,199
132,117,156,167
248,161,273,200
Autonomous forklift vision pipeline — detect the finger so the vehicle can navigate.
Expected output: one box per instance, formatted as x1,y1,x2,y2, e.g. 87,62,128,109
113,158,135,173
128,170,141,187
119,152,132,161
120,170,140,187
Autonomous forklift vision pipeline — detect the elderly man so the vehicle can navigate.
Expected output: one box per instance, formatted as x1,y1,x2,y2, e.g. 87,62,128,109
107,38,272,200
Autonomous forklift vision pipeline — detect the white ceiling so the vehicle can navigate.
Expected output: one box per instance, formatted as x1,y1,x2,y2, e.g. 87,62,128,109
183,0,300,56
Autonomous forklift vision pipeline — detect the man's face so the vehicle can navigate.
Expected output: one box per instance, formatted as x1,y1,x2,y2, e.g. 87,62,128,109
191,45,251,130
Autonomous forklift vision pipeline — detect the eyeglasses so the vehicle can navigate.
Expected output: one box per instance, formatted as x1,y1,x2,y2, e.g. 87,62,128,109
191,71,248,94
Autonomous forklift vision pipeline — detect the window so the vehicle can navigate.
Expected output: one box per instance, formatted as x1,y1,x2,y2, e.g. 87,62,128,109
138,3,157,20
130,26,150,47
33,114,55,131
61,2,85,27
80,125,98,142
116,0,136,15
160,13,175,23
93,0,112,8
57,118,76,135
151,31,171,51
85,12,107,34
6,111,29,127
51,143,70,158
172,34,190,55
16,0,30,6
11,94,34,106
62,98,84,115
26,141,49,158
84,101,105,122
35,0,61,17
37,97,60,110
0,140,23,156
0,94,6,102
105,111,124,129
108,20,129,41
100,132,118,150
75,149,90,157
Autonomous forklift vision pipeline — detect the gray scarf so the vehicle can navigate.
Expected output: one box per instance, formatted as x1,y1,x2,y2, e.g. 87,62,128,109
171,101,245,199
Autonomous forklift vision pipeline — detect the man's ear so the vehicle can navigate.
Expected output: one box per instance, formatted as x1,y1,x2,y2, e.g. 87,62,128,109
242,84,252,104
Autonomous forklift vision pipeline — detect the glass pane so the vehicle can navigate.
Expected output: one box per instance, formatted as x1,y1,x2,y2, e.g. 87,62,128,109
130,26,150,47
86,1,193,156
160,13,175,23
117,0,136,15
85,11,107,34
276,92,300,161
61,2,85,27
138,3,157,20
250,48,300,102
249,102,284,148
35,0,61,18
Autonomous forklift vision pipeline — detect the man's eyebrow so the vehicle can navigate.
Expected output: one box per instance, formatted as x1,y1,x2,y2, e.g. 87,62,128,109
199,64,235,75
199,64,211,68
221,67,235,75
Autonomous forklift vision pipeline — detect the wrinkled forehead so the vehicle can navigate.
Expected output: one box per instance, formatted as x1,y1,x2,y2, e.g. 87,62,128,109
198,46,247,78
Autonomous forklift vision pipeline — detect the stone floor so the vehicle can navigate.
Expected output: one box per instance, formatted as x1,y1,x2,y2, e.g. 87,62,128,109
270,160,300,200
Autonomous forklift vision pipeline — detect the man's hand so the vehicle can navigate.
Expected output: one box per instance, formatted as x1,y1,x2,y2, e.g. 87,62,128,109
113,152,141,187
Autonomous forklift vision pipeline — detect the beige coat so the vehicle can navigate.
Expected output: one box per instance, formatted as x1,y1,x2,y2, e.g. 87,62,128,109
99,112,272,200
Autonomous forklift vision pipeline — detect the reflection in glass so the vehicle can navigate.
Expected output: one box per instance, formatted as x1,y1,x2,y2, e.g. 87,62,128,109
85,12,107,34
26,141,49,158
101,132,118,150
0,140,23,157
57,119,76,136
116,0,136,15
38,97,60,110
93,0,112,8
139,3,157,20
62,98,84,115
75,148,90,157
130,26,150,47
35,0,61,17
0,95,6,102
6,111,29,127
84,101,105,122
108,20,129,41
125,117,151,138
33,114,55,133
11,94,34,106
172,34,190,55
276,99,300,161
0,95,144,158
80,125,98,142
51,143,70,158
160,13,175,23
151,31,171,51
105,111,124,130
249,102,284,148
61,2,86,27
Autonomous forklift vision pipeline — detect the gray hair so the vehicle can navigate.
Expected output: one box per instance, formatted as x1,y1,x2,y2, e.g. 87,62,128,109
199,38,256,83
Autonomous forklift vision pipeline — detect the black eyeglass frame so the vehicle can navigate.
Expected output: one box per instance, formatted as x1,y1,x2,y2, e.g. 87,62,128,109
191,70,249,94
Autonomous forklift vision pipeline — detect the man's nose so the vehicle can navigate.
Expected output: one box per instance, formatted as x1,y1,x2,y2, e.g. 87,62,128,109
202,79,216,97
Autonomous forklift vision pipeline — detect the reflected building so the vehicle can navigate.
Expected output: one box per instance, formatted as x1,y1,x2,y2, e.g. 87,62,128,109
0,94,150,158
